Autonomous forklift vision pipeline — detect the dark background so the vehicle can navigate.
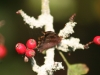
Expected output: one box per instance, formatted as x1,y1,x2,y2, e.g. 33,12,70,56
0,0,100,75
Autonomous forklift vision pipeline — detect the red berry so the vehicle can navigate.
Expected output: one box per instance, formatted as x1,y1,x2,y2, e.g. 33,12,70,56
26,39,36,49
93,36,100,45
0,44,7,59
15,43,26,54
25,49,35,58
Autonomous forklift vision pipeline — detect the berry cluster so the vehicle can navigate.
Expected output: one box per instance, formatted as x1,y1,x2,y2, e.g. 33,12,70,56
15,39,37,58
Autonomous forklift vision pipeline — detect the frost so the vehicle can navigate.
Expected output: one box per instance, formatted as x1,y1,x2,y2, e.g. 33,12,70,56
57,37,84,52
58,22,77,38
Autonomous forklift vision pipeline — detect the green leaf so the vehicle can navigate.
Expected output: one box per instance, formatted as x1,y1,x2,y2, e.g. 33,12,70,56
58,51,89,75
67,63,89,75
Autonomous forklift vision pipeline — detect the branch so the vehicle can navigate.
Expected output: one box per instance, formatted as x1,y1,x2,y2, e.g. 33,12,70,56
17,0,63,75
58,21,77,39
56,37,84,52
41,0,50,14
57,14,85,52
17,0,88,75
16,0,54,31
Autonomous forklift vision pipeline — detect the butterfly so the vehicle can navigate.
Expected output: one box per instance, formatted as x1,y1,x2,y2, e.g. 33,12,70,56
37,31,62,52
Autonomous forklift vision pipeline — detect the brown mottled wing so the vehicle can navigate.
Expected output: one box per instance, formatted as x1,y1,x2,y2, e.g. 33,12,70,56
37,31,62,52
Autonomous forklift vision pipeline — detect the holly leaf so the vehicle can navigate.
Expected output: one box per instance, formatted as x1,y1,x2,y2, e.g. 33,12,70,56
67,63,89,75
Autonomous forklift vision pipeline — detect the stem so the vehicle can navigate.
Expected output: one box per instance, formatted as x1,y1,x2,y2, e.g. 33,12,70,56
58,51,70,67
41,0,50,14
84,41,93,49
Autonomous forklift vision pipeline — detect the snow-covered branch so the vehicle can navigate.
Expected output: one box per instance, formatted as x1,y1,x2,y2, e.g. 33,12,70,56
16,0,88,75
58,22,77,39
17,0,63,75
56,37,84,52
41,0,50,14
57,21,85,52
16,0,54,31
